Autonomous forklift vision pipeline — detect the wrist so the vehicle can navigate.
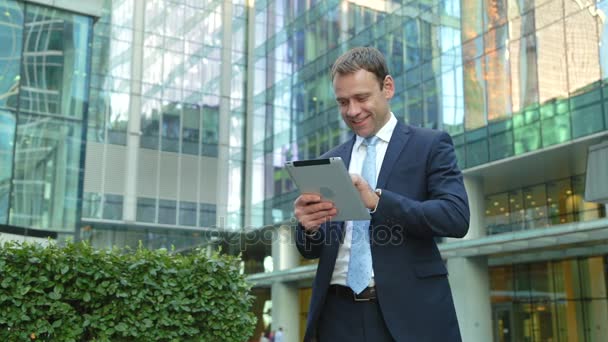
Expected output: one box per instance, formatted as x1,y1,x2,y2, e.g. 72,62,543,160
370,188,381,213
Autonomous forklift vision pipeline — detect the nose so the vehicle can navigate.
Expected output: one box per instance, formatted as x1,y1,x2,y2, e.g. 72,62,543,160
345,101,361,117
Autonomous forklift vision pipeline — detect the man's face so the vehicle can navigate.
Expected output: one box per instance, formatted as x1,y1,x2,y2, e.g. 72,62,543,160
333,69,394,138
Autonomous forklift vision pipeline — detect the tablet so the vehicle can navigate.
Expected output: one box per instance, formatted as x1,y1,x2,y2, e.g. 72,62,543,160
285,157,371,221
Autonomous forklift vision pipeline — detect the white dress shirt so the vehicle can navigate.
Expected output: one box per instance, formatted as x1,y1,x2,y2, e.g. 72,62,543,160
330,113,398,286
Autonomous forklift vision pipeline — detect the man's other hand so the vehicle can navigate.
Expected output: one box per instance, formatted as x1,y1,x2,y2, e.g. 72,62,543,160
350,174,379,210
294,194,337,232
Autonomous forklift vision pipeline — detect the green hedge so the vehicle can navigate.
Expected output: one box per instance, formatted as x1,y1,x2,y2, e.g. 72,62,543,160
0,241,256,341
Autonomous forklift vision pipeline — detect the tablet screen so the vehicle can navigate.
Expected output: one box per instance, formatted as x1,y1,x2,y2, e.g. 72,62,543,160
285,157,370,221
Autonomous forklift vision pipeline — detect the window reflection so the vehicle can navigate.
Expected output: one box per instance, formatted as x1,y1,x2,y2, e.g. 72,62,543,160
5,4,92,232
10,115,84,230
491,258,608,342
599,0,608,81
0,0,23,111
0,111,16,224
486,175,606,235
141,97,161,149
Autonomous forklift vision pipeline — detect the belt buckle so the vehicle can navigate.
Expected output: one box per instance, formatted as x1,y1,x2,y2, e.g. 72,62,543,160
352,289,372,302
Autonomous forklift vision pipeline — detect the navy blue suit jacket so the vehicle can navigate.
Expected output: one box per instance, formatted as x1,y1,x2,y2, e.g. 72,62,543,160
296,121,469,341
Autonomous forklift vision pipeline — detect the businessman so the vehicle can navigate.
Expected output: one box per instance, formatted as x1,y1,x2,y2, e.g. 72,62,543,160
293,47,470,341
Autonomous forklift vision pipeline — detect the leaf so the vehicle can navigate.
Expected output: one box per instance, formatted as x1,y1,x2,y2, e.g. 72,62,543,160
115,323,128,332
61,265,70,274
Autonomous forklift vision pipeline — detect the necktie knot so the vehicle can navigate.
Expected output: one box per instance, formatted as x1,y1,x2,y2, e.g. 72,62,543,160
363,136,380,147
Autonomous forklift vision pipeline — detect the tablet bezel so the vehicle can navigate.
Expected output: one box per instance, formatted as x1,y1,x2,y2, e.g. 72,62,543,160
285,157,371,221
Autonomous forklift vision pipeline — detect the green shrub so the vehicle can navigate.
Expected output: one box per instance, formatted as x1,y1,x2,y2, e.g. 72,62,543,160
0,241,256,341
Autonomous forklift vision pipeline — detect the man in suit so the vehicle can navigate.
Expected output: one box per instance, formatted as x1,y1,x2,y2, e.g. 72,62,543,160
293,47,469,341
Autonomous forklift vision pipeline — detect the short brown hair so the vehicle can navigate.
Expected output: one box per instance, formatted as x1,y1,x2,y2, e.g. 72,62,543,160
330,47,389,89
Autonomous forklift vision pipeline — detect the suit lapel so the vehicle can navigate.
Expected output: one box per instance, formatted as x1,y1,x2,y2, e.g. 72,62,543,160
377,121,411,189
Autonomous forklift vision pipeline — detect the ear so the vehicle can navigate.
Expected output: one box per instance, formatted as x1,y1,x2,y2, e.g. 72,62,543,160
383,75,395,99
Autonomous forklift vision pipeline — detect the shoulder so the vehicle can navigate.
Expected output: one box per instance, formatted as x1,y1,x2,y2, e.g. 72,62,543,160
401,124,452,145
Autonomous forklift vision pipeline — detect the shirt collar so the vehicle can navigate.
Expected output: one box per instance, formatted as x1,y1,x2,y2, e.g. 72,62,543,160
353,112,397,150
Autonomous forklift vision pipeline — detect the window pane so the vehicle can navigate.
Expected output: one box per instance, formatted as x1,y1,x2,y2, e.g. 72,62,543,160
0,0,23,111
161,102,180,153
508,190,525,231
0,110,15,224
486,192,510,234
485,47,511,121
20,6,92,119
536,21,568,103
141,97,160,149
509,35,539,113
136,197,156,223
463,57,487,130
202,101,219,157
200,203,216,227
490,265,515,303
182,103,200,155
179,201,196,226
461,0,483,42
523,184,548,229
546,178,575,225
600,0,608,81
9,115,83,231
82,192,102,219
158,199,176,225
565,10,600,95
102,194,123,220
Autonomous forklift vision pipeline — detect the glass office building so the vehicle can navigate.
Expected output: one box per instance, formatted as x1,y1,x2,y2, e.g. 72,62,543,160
1,0,608,341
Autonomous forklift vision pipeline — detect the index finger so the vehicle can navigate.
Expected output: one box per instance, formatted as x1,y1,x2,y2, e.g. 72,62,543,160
295,193,322,206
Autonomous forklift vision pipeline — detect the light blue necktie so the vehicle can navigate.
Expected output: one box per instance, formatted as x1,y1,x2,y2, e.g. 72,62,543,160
347,136,379,294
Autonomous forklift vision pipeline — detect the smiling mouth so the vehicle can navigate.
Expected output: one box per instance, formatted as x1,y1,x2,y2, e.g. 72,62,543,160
351,116,369,125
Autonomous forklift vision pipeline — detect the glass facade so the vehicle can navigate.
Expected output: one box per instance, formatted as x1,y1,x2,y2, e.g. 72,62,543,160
251,0,608,228
0,0,93,232
486,175,606,234
82,0,248,246
490,256,608,342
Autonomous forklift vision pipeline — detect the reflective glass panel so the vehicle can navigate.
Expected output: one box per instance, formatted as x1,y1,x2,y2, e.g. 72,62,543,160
0,110,15,224
20,6,91,119
158,199,176,225
600,0,608,81
181,103,200,155
9,115,83,231
161,101,180,153
546,178,574,225
136,197,156,223
522,184,548,229
179,201,196,226
103,194,123,220
486,192,511,234
0,0,23,111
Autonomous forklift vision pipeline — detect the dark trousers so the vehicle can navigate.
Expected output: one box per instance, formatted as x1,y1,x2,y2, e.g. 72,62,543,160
317,287,395,342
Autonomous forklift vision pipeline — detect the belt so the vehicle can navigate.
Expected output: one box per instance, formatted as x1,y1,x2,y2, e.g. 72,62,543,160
328,285,377,302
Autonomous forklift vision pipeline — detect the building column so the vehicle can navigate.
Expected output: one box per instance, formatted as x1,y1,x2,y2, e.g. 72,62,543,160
271,224,300,342
122,0,145,222
447,175,493,342
243,0,256,228
215,0,233,228
447,256,493,342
